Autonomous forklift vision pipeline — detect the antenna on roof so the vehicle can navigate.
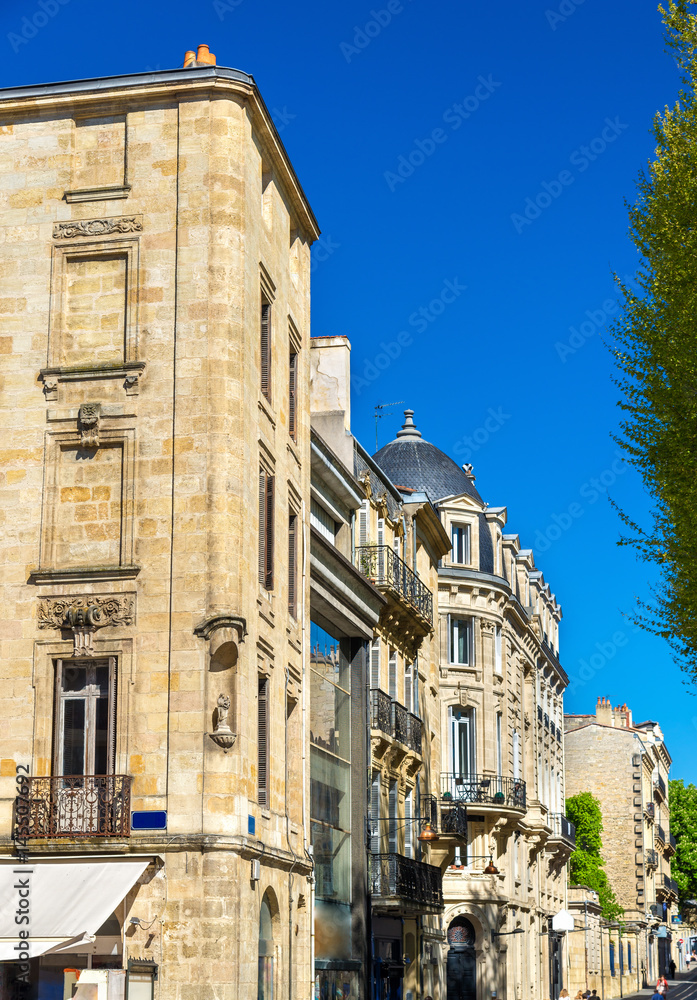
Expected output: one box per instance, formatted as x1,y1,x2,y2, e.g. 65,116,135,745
374,401,404,451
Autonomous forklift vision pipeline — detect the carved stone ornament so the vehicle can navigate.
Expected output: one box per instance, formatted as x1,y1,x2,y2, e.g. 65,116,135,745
214,693,232,733
53,217,143,239
78,403,101,448
38,596,134,657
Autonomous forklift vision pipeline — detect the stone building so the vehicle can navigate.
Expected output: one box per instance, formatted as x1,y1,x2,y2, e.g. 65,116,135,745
565,699,677,988
0,48,320,999
566,884,643,997
374,412,574,1000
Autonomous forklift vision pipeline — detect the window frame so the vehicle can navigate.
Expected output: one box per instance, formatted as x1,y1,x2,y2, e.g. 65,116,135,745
449,615,473,666
288,348,298,441
288,509,298,618
53,657,117,777
258,676,270,807
450,522,471,565
258,466,275,590
260,297,272,403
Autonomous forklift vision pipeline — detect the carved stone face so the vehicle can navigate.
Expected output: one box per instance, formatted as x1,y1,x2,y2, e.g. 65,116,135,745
79,403,100,426
217,693,231,710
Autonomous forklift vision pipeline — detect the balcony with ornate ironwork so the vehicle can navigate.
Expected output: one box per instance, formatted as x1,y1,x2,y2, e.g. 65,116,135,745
440,773,526,813
371,688,392,737
370,688,423,759
646,848,659,870
548,813,576,850
644,801,655,822
654,774,667,801
355,545,433,639
656,872,679,900
14,775,132,839
666,832,677,857
656,824,666,847
369,852,444,915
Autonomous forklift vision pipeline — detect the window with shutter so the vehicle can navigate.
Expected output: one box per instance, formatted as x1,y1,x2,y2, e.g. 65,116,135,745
288,512,297,617
54,658,116,776
258,677,269,806
358,500,369,547
289,350,297,440
370,638,381,690
388,650,397,701
404,662,412,715
388,780,398,854
259,468,275,590
370,773,381,853
260,299,271,402
404,789,413,858
258,468,266,586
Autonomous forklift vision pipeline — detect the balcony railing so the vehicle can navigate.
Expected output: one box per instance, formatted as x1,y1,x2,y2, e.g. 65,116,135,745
544,713,550,730
654,774,667,800
14,775,132,839
440,773,526,810
646,848,659,869
660,873,679,897
371,689,422,755
356,545,433,626
550,813,576,847
668,832,677,854
537,706,543,724
440,801,468,839
656,824,666,846
369,852,443,910
644,801,655,821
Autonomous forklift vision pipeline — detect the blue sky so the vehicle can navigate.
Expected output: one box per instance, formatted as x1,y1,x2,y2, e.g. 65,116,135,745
2,0,695,779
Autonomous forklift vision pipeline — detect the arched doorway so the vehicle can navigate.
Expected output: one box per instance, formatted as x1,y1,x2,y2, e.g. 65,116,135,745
258,892,275,1000
447,916,476,1000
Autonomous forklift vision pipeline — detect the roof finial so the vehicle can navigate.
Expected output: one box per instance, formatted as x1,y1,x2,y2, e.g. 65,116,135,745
396,409,422,440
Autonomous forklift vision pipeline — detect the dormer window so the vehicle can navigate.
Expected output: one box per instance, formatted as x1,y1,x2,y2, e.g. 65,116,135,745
451,523,471,565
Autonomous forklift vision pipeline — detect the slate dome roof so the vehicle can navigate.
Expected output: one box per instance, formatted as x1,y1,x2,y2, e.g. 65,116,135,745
373,410,484,506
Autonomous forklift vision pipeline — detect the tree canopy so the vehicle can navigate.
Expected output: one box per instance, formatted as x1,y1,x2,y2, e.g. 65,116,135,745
610,1,697,678
567,792,624,921
669,779,697,908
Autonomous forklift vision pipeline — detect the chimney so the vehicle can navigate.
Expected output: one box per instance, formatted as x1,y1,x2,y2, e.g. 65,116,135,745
183,44,217,68
310,336,353,468
596,697,612,727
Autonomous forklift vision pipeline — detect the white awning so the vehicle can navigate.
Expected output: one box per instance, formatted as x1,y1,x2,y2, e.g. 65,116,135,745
0,858,151,961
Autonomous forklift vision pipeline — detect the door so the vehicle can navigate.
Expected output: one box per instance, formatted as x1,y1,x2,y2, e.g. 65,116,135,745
447,948,476,1000
447,708,475,799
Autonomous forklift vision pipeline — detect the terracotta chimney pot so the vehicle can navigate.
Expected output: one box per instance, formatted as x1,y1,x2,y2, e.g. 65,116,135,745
197,43,216,65
183,50,196,68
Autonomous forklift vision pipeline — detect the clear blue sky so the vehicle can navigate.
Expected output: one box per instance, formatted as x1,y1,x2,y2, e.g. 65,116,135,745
3,0,694,780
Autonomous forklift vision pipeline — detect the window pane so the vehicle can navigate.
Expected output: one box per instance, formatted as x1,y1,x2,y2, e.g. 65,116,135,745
310,622,350,691
62,699,85,775
95,664,109,696
62,665,87,693
94,696,109,775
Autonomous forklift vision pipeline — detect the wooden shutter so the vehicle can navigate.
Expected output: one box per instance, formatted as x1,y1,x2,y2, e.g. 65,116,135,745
359,500,368,547
370,638,380,690
388,650,396,700
370,774,380,853
258,678,269,806
404,790,413,858
288,512,297,617
265,474,275,590
107,656,117,775
258,468,266,585
289,351,297,440
388,781,397,854
413,656,419,717
260,301,271,401
404,663,412,715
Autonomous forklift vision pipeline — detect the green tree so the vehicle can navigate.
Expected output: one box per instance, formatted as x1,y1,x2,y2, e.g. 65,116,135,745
566,792,624,921
669,779,697,907
609,1,697,676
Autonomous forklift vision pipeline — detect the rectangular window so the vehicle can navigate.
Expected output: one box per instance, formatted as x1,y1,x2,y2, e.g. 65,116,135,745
370,773,381,853
404,789,413,858
449,616,473,665
258,677,269,806
370,637,381,690
448,707,475,781
496,713,503,778
388,649,397,700
54,658,116,776
358,499,369,547
310,498,336,542
451,523,471,564
258,467,275,589
288,350,297,440
494,626,502,675
288,511,298,618
260,298,271,402
388,780,398,854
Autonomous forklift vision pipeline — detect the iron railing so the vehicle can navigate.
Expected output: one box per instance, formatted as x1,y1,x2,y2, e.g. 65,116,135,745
656,824,666,846
551,813,576,847
355,545,433,626
537,705,543,723
371,688,392,736
369,852,443,909
646,848,659,869
408,713,422,755
419,794,438,830
668,832,677,853
440,773,526,810
392,701,410,746
644,801,655,821
654,774,666,800
440,801,468,839
14,775,132,839
661,873,679,896
544,713,550,730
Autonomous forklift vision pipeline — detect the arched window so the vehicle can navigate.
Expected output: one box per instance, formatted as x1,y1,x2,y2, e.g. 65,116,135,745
258,893,274,1000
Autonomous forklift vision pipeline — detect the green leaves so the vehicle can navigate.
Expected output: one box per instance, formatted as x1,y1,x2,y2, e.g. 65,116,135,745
610,1,697,678
567,793,624,921
669,779,697,908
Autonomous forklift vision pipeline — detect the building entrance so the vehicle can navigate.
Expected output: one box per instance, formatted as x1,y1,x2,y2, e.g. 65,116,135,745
447,917,476,1000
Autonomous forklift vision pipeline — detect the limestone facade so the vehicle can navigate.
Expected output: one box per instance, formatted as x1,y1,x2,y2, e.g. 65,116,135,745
565,700,677,988
0,57,319,999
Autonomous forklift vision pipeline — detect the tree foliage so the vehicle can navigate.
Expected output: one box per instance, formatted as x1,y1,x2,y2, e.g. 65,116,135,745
609,1,697,677
669,779,697,909
567,792,624,921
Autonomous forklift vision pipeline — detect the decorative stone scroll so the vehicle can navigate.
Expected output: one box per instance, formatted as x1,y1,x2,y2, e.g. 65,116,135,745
38,595,134,657
78,403,101,448
53,217,143,239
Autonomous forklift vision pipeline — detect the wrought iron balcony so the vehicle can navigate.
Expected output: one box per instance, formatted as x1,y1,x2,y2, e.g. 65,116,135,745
371,688,392,736
646,848,659,870
550,813,576,847
14,775,132,839
369,852,443,912
356,545,433,628
644,801,655,821
658,873,679,898
654,774,666,801
656,824,666,846
537,705,543,723
440,773,526,811
544,713,550,730
407,712,422,755
439,801,468,839
667,832,677,855
392,700,410,746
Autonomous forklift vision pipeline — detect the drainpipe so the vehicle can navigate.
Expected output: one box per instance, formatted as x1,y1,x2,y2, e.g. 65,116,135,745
584,899,589,988
600,924,605,1000
300,499,314,998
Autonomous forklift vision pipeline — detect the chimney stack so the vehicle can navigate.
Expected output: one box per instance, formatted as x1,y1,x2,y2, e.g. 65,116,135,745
183,44,217,68
596,696,612,727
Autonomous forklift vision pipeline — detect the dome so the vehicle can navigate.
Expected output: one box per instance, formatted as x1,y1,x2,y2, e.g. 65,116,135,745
373,410,484,505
